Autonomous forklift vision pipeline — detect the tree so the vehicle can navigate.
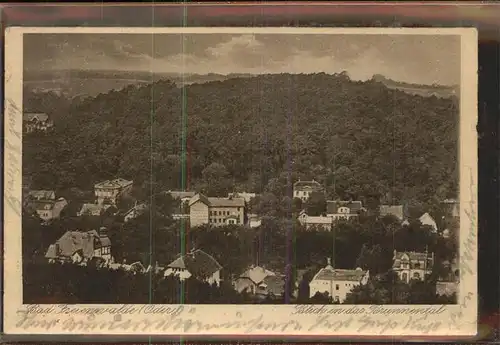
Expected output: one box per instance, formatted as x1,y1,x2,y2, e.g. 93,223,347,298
355,244,393,275
305,191,327,216
201,163,233,197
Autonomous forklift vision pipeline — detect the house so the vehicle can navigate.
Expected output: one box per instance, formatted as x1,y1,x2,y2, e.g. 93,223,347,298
164,249,222,286
309,258,369,303
189,193,245,227
248,214,262,228
23,112,54,133
298,211,333,231
26,197,68,223
392,250,434,283
77,203,111,217
419,212,438,232
326,200,363,221
233,265,283,297
442,199,460,218
228,192,257,203
94,178,133,205
45,227,112,265
293,179,324,202
26,190,56,201
379,204,405,221
123,203,148,222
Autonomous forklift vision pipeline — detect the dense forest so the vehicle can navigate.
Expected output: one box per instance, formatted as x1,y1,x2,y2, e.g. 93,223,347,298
23,72,459,207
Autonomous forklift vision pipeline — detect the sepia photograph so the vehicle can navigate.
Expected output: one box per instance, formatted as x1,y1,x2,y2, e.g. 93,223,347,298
4,27,477,337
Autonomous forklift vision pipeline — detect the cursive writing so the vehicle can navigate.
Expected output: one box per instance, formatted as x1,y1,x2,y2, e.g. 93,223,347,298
4,97,23,217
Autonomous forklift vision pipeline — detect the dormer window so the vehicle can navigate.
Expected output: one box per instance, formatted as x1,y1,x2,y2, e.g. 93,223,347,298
338,206,350,214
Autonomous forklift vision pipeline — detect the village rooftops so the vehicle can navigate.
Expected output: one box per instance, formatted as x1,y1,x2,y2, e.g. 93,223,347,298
23,112,49,122
94,178,133,189
167,249,222,279
327,201,363,214
293,179,323,190
45,230,111,260
189,193,245,208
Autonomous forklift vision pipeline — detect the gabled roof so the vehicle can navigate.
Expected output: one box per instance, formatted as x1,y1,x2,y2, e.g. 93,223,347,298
24,112,49,122
167,249,222,278
419,212,437,230
208,197,245,207
379,205,404,220
239,265,276,285
312,266,367,282
27,190,55,200
94,178,133,189
293,180,323,190
45,230,111,260
189,193,245,207
442,198,458,204
327,201,363,214
393,251,430,264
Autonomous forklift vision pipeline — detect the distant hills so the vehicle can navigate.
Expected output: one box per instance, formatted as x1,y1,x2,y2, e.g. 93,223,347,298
23,69,459,100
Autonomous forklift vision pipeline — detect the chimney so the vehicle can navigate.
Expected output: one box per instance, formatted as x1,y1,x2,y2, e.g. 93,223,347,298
326,257,332,266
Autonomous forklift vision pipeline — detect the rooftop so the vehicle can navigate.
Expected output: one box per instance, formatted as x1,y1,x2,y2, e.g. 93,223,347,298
167,249,222,278
238,265,276,285
312,266,367,282
45,230,111,260
94,178,133,189
293,179,323,190
24,112,49,122
327,201,363,214
189,193,245,207
27,190,55,201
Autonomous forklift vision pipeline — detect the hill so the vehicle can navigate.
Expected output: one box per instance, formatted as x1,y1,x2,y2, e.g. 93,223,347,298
23,69,457,100
22,72,459,206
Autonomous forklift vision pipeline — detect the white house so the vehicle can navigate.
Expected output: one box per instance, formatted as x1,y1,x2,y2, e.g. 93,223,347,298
419,212,438,232
25,197,68,223
189,193,245,227
326,201,363,221
164,249,222,286
309,258,369,303
233,265,284,297
94,178,133,205
293,179,324,202
298,211,333,231
392,250,434,283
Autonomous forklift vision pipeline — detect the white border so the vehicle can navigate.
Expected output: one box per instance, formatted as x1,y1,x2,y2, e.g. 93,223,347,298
3,27,478,337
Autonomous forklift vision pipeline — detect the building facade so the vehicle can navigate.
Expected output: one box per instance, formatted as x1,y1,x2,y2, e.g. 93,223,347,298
189,193,245,227
392,250,434,283
45,228,112,265
23,112,54,133
298,211,333,231
293,179,324,202
326,200,363,221
309,258,369,303
26,197,68,223
94,178,133,205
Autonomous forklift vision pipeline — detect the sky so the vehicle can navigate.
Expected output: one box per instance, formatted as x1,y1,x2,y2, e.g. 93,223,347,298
24,33,461,86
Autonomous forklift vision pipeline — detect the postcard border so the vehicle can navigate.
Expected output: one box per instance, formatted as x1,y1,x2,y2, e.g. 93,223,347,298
3,26,478,338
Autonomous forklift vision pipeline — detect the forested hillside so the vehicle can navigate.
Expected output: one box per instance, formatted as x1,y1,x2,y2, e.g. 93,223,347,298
23,72,459,206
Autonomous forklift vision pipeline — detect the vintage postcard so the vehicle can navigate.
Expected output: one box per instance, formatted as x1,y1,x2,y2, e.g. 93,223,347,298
4,27,477,338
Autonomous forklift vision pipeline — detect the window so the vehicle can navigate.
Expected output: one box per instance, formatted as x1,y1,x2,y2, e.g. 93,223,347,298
334,296,340,302
402,273,408,282
335,284,339,290
414,262,421,269
413,272,421,279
